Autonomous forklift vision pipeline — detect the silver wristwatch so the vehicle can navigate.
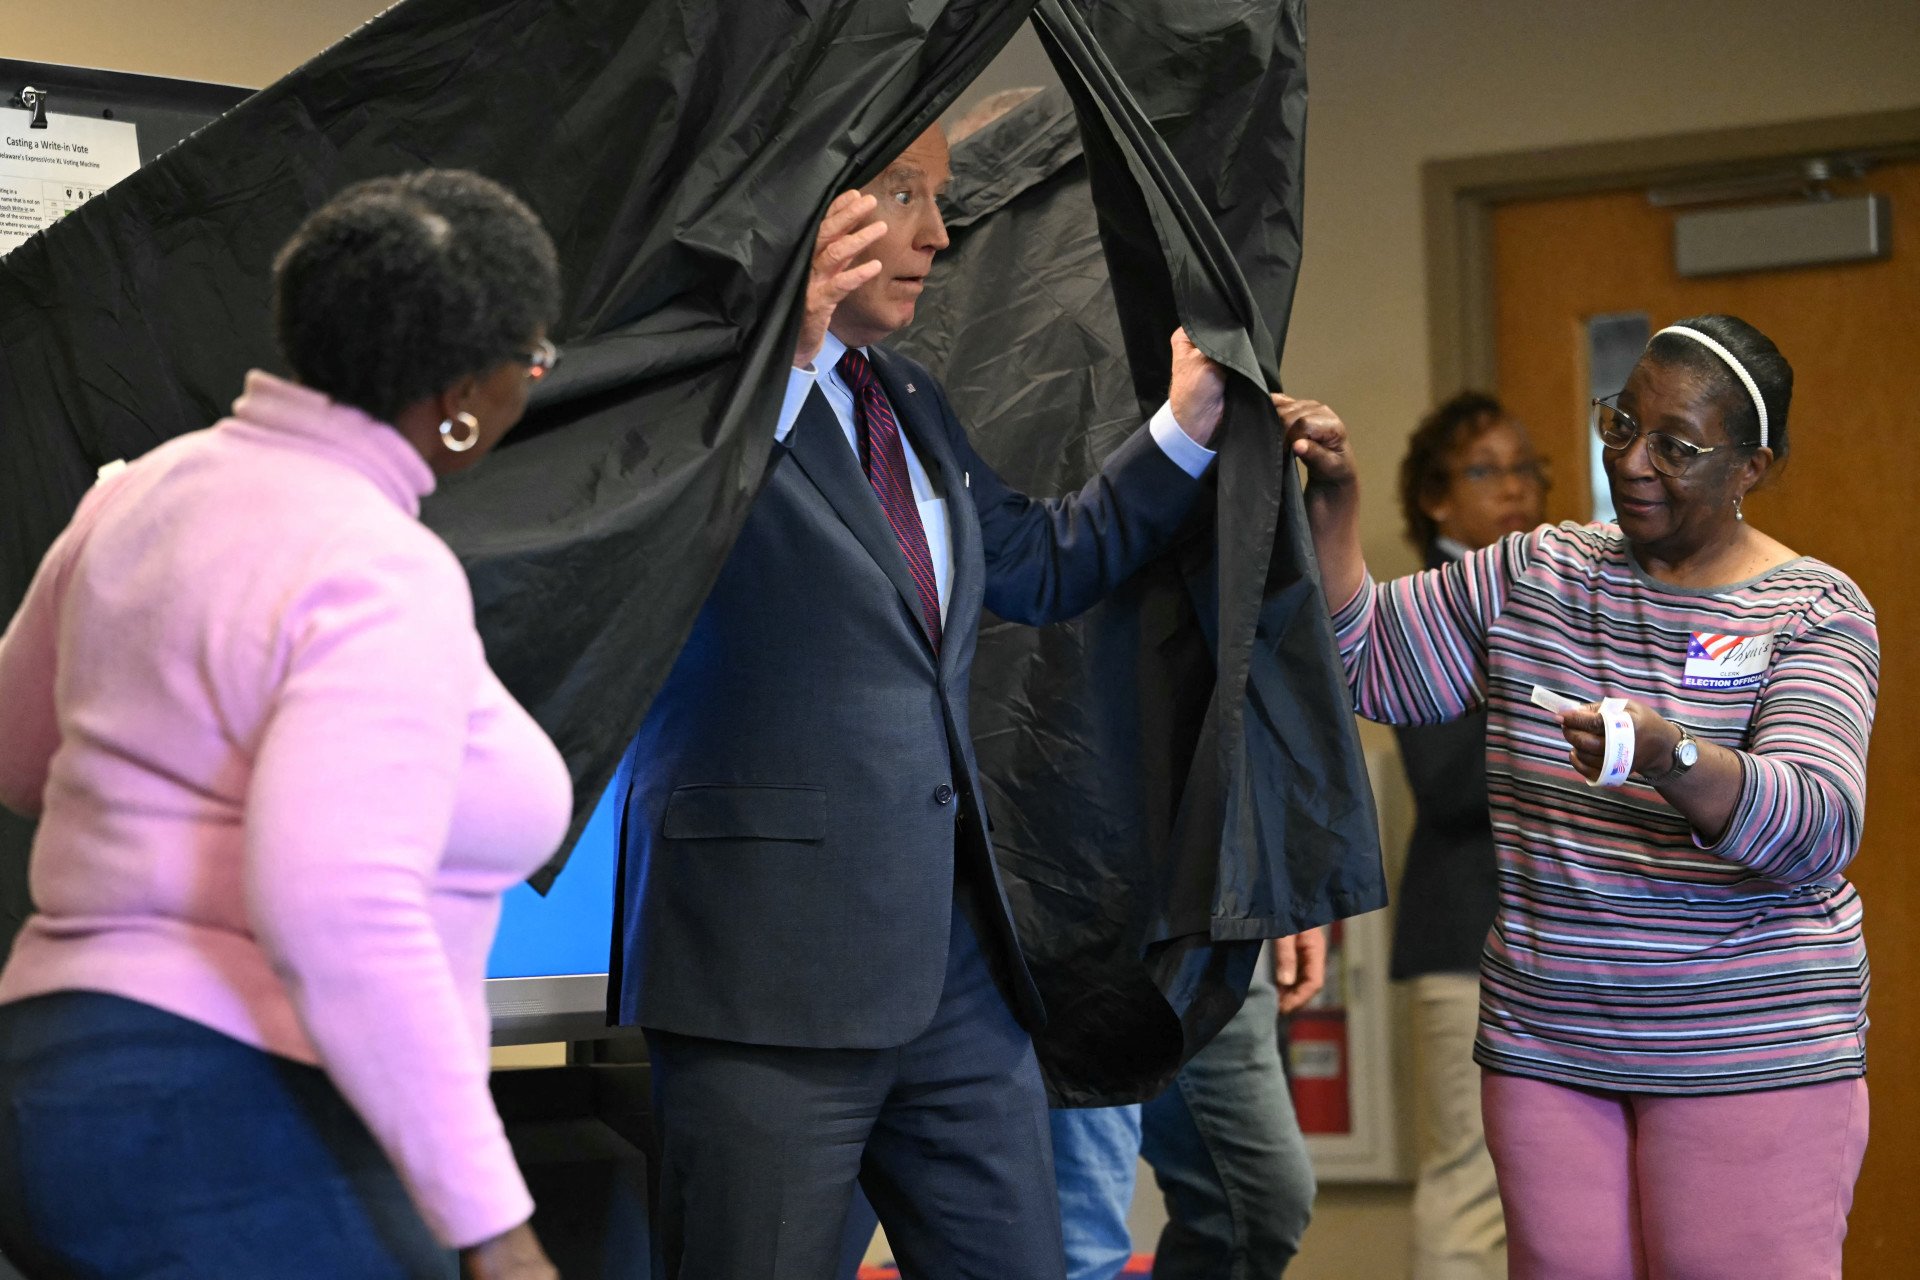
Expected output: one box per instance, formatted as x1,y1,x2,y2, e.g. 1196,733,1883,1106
1641,728,1700,785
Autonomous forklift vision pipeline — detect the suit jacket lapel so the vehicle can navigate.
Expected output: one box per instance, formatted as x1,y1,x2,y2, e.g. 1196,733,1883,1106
785,383,933,652
871,347,982,676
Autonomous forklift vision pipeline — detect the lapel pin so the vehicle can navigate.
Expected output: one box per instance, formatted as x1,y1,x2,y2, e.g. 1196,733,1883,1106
906,382,916,393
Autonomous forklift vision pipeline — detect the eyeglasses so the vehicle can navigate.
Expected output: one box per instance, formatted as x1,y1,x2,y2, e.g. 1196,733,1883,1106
513,338,560,382
1456,460,1548,488
1592,396,1730,477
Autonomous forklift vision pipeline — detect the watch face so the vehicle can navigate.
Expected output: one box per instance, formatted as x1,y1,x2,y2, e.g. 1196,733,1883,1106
1677,738,1700,768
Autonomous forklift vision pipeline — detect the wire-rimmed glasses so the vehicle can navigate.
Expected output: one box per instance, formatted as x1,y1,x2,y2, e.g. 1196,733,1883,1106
1591,395,1729,477
514,338,560,382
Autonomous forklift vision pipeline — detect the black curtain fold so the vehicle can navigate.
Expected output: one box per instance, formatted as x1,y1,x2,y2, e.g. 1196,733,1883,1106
897,0,1381,1102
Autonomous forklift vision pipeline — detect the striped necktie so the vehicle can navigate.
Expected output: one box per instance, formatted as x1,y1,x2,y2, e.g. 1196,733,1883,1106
836,348,942,653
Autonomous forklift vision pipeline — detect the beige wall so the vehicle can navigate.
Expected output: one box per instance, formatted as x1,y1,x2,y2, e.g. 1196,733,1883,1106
22,3,1920,1277
1291,0,1920,574
9,0,392,88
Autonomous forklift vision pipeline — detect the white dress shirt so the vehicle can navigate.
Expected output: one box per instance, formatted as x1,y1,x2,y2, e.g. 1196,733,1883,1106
776,330,1216,619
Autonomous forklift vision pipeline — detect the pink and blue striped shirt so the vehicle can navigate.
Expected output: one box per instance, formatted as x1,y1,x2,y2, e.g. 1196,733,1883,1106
1334,522,1877,1093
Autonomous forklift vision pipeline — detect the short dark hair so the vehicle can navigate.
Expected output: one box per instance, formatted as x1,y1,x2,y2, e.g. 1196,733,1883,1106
272,169,561,425
1399,391,1505,551
1644,313,1792,465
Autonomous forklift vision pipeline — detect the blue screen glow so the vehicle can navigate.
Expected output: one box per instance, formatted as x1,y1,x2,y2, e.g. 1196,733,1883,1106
485,749,628,979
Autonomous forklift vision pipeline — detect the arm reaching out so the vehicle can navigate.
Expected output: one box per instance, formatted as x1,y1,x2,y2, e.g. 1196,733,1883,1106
243,537,536,1250
1275,394,1365,611
0,473,132,816
1558,605,1877,879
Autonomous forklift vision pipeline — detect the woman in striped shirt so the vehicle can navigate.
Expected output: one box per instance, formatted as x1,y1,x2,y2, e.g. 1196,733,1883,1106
1276,314,1875,1280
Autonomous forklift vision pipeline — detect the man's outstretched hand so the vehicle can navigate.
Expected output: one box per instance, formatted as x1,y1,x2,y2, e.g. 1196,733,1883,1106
794,191,888,370
1167,328,1227,447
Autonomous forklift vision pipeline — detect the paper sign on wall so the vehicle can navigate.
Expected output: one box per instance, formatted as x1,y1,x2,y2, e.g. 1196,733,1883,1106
0,111,141,257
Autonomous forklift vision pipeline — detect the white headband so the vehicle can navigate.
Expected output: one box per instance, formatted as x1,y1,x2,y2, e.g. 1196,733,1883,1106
1652,325,1769,449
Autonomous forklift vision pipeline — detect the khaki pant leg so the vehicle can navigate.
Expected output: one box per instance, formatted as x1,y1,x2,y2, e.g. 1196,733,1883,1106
1409,973,1507,1280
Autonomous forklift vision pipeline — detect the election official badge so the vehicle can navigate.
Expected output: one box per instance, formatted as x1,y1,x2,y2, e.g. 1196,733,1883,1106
1684,631,1777,690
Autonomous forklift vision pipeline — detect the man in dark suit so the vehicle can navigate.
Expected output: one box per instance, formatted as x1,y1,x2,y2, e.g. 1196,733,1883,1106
614,124,1229,1278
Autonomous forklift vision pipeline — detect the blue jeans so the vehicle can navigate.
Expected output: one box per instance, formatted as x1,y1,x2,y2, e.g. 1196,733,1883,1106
1050,1103,1144,1280
1050,965,1316,1280
0,991,455,1279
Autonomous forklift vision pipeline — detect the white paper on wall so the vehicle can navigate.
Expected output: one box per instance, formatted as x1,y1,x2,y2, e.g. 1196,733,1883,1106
0,111,141,257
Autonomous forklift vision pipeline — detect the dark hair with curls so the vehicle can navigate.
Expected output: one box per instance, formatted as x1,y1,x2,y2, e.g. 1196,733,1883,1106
1643,313,1792,466
271,170,561,425
1398,391,1506,551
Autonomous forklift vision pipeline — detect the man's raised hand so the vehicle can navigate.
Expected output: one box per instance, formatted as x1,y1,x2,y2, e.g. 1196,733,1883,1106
1167,328,1227,447
795,191,888,370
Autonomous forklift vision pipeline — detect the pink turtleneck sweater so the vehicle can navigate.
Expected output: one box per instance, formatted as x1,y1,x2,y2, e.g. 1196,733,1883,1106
0,372,571,1248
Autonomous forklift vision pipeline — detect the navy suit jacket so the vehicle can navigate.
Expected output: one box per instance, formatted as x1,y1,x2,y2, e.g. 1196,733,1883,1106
611,344,1206,1048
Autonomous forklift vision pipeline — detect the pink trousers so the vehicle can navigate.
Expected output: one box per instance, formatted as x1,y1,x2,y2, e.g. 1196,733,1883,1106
1482,1071,1868,1280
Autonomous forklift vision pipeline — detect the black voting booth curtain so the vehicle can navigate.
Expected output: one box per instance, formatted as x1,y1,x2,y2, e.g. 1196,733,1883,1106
0,0,1033,935
0,0,1035,853
0,0,1380,1102
902,0,1382,1102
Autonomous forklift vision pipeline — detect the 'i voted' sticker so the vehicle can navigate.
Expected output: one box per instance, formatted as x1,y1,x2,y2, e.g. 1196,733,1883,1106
1684,632,1777,690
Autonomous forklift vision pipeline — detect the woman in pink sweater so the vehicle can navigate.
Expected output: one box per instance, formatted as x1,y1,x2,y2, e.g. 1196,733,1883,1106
0,171,571,1280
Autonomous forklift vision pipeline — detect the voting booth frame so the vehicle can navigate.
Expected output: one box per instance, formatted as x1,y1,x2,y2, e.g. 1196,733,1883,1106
0,60,656,1276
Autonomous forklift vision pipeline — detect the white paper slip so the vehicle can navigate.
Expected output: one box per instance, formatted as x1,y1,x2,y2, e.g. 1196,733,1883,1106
1530,685,1586,714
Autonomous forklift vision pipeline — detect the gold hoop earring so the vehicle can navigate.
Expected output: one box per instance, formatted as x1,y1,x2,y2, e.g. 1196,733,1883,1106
439,411,481,453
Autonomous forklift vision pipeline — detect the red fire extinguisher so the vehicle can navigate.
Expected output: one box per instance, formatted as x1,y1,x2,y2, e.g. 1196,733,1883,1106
1288,920,1351,1135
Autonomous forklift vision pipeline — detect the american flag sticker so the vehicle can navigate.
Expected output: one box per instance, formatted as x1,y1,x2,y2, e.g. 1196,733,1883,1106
1684,631,1777,690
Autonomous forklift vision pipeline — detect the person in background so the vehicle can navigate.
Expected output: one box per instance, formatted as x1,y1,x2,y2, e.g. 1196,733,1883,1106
0,171,570,1280
1391,392,1546,1280
1049,930,1326,1280
1282,314,1876,1280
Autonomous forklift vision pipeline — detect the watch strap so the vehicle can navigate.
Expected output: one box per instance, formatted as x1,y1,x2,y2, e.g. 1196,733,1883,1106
1641,729,1698,786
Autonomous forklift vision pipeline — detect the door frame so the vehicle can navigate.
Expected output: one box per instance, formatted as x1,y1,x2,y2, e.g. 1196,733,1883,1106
1422,106,1920,398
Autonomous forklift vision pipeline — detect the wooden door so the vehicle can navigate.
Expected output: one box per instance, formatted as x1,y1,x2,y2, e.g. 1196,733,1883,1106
1490,158,1920,1273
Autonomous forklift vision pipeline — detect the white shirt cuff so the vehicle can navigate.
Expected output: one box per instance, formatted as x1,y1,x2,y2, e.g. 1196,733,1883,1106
1149,400,1217,478
775,365,818,444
